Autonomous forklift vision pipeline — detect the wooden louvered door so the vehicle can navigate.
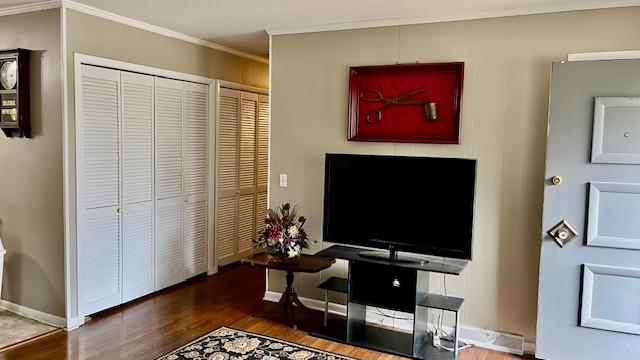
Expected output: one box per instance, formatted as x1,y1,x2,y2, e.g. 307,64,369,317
256,95,269,231
77,65,122,317
216,88,240,265
215,88,268,266
237,92,258,258
121,72,155,302
154,77,185,290
183,83,208,278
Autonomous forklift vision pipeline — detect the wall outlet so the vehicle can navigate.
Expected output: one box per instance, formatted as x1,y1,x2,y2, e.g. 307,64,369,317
279,174,287,187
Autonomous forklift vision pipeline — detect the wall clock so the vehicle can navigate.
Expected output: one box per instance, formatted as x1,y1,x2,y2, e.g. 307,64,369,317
0,49,30,138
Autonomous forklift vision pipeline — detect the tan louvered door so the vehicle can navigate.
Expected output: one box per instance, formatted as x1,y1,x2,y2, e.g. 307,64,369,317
77,65,122,317
237,92,258,258
216,88,240,265
256,95,269,230
215,88,267,266
183,83,208,278
154,77,184,290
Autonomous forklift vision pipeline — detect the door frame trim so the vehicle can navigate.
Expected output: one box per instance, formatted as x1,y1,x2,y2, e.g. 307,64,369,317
67,53,216,329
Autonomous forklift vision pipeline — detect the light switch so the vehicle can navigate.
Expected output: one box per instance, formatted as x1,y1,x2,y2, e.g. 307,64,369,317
279,174,288,187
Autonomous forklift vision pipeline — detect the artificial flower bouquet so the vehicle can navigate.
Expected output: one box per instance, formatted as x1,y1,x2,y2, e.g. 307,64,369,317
254,203,312,263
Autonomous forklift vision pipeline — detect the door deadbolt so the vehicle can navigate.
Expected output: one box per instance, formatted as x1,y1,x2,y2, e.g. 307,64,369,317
547,219,579,247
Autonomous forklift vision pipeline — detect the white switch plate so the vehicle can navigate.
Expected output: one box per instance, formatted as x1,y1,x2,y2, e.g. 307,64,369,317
279,174,287,187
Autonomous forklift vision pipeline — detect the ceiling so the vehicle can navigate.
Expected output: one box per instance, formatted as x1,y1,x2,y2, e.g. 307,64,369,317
3,0,639,58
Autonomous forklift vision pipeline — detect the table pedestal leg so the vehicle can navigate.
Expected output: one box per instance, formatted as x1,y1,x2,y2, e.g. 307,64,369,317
276,271,312,329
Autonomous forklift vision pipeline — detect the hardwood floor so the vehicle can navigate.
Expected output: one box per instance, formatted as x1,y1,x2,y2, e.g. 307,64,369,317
0,264,526,360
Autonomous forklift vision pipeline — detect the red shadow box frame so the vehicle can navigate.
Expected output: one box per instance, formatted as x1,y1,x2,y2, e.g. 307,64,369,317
348,62,464,144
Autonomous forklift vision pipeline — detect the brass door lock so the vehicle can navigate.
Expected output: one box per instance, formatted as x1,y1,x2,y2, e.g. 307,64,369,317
551,176,563,185
547,219,579,247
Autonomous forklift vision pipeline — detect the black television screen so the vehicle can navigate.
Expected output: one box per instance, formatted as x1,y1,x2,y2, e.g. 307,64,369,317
323,154,476,260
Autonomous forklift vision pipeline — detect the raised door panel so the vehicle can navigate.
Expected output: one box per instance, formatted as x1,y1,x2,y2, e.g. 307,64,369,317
257,96,269,191
184,82,208,277
155,77,184,289
77,65,122,316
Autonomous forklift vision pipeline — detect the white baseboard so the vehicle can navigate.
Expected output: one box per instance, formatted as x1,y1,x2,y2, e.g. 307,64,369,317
0,299,66,328
264,291,534,356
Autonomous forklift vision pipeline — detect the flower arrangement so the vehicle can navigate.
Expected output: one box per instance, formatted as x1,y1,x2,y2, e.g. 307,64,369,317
254,203,312,262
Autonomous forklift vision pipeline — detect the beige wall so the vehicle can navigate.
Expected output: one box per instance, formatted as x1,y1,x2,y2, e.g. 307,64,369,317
0,9,64,316
65,10,269,321
269,7,640,341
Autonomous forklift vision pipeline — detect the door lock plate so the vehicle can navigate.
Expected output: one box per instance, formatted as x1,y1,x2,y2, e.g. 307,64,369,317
547,219,579,247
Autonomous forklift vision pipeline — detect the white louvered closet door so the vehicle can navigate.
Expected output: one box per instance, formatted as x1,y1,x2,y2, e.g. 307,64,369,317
256,95,269,230
77,65,122,317
183,83,208,278
216,88,240,266
155,77,185,290
238,92,258,257
121,72,155,302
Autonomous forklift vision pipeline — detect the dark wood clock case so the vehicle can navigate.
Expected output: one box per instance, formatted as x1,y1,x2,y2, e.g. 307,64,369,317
0,49,30,138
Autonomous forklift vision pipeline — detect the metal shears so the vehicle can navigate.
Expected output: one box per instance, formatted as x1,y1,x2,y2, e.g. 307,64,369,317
360,88,437,124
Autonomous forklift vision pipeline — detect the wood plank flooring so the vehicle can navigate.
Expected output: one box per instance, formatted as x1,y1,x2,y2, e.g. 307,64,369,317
0,264,527,359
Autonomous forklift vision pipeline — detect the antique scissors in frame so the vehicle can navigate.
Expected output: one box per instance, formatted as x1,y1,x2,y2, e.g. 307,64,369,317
360,88,429,124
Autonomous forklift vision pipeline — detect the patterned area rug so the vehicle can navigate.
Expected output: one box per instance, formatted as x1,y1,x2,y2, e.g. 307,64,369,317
157,326,355,360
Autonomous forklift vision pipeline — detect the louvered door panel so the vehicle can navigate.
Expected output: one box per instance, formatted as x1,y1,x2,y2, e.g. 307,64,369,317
256,191,268,231
184,83,208,277
79,207,121,315
77,65,122,317
216,197,237,265
218,89,239,192
184,201,206,276
155,78,183,200
257,96,269,189
122,201,153,301
216,88,240,266
155,77,184,289
80,67,120,209
239,93,257,189
155,198,183,289
121,72,154,301
238,194,255,254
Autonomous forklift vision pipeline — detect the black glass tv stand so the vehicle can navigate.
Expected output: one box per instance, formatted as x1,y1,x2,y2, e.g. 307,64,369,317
313,245,468,360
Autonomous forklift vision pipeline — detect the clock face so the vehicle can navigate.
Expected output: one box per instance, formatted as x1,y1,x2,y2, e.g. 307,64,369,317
1,60,17,90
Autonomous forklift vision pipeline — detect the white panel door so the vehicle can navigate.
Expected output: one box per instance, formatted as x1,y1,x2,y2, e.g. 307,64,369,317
121,72,155,301
183,82,208,277
216,88,240,266
154,77,184,290
77,65,122,316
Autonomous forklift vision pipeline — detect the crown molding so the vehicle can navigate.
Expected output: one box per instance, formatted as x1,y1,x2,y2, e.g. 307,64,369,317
0,0,267,63
267,0,640,35
0,0,60,17
61,0,268,63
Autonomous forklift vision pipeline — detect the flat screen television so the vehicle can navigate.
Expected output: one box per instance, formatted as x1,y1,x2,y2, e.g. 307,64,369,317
323,153,476,260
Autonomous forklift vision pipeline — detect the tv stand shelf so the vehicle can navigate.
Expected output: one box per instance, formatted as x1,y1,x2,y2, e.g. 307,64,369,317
313,245,468,359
